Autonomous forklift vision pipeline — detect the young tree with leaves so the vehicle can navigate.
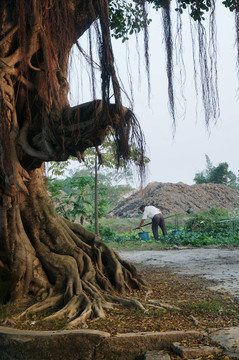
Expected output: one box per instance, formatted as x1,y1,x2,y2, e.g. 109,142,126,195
48,136,149,233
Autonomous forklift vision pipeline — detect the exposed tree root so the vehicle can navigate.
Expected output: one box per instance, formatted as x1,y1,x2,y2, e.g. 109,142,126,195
2,167,147,328
16,295,63,320
105,294,146,311
16,284,146,329
0,1,147,327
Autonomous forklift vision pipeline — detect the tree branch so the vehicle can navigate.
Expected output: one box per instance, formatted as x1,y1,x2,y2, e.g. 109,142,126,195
19,100,130,165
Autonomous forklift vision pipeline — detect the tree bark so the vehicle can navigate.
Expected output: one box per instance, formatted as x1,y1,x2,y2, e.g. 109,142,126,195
95,153,100,236
0,0,146,326
1,165,145,327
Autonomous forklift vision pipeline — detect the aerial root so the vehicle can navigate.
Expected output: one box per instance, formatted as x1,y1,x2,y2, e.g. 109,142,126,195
15,291,146,328
92,298,106,319
16,294,63,319
104,294,146,311
0,26,18,47
43,294,89,322
66,296,117,329
34,282,53,302
12,161,31,194
28,58,41,72
66,293,92,329
82,280,102,298
15,292,98,328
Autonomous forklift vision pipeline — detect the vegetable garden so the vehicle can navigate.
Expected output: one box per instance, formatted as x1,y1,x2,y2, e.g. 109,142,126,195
47,175,239,250
99,208,239,250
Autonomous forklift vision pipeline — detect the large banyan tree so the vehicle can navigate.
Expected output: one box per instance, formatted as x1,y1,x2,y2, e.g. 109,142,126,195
0,0,238,327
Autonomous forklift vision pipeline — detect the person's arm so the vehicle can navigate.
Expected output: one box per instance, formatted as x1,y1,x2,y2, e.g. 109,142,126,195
137,219,145,229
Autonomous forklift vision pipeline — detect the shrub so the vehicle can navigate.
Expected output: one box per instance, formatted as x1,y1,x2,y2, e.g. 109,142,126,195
86,223,116,238
183,208,235,235
207,207,228,219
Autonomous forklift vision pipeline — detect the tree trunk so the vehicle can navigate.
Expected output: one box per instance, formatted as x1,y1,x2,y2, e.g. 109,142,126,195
0,0,146,327
94,153,99,236
0,165,145,327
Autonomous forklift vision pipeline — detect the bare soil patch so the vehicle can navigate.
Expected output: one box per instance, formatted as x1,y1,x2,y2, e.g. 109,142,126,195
120,247,239,299
110,182,239,217
86,265,239,334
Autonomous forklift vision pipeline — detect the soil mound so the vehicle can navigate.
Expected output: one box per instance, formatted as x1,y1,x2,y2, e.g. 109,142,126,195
109,182,239,218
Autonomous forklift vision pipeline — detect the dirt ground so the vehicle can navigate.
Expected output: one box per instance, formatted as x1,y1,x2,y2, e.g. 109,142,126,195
2,246,239,360
110,182,239,217
119,247,239,300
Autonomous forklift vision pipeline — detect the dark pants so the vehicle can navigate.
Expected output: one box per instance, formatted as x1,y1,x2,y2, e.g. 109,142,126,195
152,213,167,239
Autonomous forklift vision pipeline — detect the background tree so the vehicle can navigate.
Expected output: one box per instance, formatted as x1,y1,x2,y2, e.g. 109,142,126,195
194,155,239,188
194,155,214,184
48,136,150,233
47,174,108,223
0,0,238,327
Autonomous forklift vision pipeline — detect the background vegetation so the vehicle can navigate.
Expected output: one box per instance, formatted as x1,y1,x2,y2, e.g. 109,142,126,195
47,156,239,251
194,155,239,189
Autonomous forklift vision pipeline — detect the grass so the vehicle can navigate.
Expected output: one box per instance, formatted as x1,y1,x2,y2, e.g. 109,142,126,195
100,217,140,233
100,215,186,233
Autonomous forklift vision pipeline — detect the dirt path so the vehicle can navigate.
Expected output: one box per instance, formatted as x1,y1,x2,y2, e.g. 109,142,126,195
119,247,239,299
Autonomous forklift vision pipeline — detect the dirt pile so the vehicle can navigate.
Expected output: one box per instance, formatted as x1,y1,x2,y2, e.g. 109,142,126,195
109,182,239,217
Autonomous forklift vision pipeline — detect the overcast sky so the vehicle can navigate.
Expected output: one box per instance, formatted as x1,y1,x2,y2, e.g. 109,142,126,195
68,2,238,187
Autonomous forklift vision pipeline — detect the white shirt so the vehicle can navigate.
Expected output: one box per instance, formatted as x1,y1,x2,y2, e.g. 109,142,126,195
142,206,162,220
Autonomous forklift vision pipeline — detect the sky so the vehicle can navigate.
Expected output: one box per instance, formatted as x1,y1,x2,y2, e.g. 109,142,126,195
68,2,239,187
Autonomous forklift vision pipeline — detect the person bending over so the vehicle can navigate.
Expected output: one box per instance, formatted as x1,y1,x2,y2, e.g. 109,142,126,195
137,205,167,240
